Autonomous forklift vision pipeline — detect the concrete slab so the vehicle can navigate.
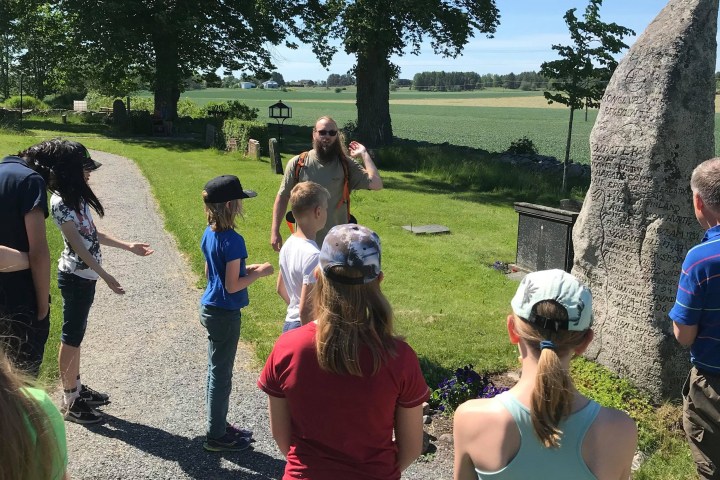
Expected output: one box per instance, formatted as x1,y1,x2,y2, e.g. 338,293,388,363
402,224,450,235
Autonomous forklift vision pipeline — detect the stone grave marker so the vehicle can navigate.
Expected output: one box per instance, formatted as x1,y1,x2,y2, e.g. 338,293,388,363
205,124,216,148
572,0,718,400
269,138,283,174
248,139,260,160
112,99,128,128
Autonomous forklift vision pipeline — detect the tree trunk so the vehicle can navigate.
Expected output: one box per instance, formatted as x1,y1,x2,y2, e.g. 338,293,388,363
355,49,393,147
152,26,180,120
2,36,8,99
562,107,575,193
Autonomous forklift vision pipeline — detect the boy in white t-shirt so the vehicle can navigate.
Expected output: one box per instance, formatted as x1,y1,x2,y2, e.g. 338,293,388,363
277,181,329,333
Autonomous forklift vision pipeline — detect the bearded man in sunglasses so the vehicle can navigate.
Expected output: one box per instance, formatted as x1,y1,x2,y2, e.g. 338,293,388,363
271,116,383,251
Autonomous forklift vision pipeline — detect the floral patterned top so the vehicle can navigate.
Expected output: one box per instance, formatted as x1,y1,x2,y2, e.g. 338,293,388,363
51,194,101,280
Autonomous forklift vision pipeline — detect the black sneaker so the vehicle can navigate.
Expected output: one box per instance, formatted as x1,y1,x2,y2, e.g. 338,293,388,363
203,432,251,452
79,384,110,407
64,397,103,424
226,422,253,439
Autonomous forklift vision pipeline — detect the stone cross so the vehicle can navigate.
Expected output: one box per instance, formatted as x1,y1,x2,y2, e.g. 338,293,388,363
572,0,718,400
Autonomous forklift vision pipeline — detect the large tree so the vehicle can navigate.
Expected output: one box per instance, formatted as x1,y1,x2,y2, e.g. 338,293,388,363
326,0,499,147
58,0,333,118
540,0,633,191
16,3,72,99
0,0,20,99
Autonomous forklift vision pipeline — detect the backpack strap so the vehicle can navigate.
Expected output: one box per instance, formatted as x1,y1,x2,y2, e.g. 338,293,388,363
339,155,351,222
294,151,308,184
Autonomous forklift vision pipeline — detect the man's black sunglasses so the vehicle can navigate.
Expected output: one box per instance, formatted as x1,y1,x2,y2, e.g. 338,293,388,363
316,129,338,137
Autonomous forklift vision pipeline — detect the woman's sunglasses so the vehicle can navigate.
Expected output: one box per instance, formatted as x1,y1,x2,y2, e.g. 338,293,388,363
316,129,338,137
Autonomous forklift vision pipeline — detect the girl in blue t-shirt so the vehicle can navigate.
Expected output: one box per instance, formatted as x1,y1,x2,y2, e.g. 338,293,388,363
199,175,273,452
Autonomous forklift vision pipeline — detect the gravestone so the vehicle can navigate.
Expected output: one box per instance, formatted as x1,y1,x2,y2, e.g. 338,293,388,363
269,138,283,174
514,203,578,273
226,138,238,152
205,124,216,148
248,139,260,160
572,0,718,400
112,99,128,128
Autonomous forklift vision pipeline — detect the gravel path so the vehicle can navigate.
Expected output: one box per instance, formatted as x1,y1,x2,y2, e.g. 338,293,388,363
62,149,453,479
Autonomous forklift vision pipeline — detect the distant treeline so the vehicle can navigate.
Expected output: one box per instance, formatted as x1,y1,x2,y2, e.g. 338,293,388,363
409,71,551,91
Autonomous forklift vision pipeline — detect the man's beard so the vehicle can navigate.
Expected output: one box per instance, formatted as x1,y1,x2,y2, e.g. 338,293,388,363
313,136,343,162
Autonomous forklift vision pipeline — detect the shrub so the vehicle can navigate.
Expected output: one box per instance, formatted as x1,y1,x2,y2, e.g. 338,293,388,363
45,88,88,109
342,119,357,138
78,112,106,124
128,96,154,113
506,136,539,155
177,98,205,118
84,92,116,111
205,100,258,120
220,119,268,152
334,87,343,93
429,364,508,414
3,95,49,111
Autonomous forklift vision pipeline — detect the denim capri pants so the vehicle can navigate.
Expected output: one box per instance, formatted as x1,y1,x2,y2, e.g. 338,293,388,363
58,271,97,347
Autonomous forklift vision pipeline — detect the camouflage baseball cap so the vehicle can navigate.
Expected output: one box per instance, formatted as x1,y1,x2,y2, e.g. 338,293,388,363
319,224,381,285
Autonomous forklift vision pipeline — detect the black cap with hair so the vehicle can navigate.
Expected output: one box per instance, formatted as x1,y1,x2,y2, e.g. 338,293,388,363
203,175,257,203
79,144,102,171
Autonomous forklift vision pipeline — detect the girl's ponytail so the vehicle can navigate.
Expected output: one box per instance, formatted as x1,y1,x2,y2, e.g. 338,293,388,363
531,335,573,448
514,300,588,448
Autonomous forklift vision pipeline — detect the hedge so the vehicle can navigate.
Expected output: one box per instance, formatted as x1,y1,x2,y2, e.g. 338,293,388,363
220,119,269,154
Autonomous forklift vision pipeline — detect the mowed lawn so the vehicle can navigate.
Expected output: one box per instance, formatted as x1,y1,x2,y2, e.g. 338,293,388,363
0,127,698,478
0,131,520,384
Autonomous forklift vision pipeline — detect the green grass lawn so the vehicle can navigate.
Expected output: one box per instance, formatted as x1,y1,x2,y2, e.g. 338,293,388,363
0,118,695,478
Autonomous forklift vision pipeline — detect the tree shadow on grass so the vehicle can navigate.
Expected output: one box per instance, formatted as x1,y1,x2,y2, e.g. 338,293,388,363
117,136,206,153
21,118,111,136
381,175,529,209
85,413,285,479
418,355,455,393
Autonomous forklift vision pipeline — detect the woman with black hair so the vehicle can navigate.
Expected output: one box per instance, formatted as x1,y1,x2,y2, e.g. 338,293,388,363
23,139,154,424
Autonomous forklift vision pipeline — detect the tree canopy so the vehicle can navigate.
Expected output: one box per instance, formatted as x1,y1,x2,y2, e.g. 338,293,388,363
323,0,500,146
57,0,333,117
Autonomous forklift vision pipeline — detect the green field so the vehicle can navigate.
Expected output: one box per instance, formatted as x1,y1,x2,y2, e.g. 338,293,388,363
170,87,720,166
139,88,599,163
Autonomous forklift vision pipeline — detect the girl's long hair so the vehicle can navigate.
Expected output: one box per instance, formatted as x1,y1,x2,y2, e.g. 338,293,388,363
202,195,243,232
513,301,590,448
0,349,61,480
314,266,397,376
21,139,104,216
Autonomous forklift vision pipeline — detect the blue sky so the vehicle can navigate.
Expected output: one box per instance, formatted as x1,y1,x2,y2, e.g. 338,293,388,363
262,1,707,82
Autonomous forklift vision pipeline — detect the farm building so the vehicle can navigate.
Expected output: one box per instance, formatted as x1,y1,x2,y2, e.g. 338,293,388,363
240,82,256,89
262,80,279,89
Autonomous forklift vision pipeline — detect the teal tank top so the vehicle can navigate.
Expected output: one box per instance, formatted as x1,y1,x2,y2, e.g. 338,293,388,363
475,391,600,480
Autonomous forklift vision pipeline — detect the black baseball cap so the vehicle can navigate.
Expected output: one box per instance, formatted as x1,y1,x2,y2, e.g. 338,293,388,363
79,144,102,171
203,175,257,203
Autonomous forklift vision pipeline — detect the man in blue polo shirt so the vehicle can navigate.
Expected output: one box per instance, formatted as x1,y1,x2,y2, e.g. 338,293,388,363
671,157,720,480
0,151,51,377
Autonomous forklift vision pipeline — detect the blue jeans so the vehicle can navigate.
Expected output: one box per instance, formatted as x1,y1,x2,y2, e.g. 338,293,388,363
58,271,97,347
282,320,301,333
200,305,241,439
